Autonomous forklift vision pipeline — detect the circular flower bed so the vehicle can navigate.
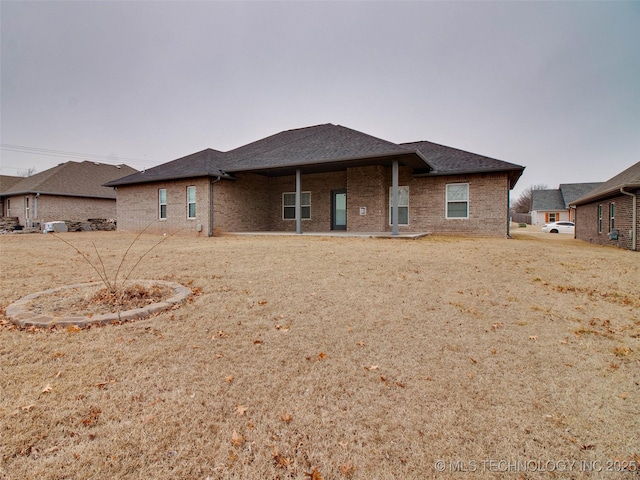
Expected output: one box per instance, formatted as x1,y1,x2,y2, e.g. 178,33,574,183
5,280,191,328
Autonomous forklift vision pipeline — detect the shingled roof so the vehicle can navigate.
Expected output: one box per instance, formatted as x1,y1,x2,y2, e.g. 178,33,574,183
0,175,22,194
572,161,640,205
104,149,230,187
531,189,566,211
4,161,138,199
105,123,525,187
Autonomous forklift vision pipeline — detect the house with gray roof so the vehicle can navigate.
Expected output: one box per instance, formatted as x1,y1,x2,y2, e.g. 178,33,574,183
530,183,603,226
106,124,525,237
572,161,640,251
2,161,137,229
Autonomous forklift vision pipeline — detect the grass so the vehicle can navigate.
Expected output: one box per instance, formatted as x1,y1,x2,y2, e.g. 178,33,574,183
1,231,639,479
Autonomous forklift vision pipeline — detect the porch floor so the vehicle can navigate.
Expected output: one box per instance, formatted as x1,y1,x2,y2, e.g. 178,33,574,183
227,231,430,239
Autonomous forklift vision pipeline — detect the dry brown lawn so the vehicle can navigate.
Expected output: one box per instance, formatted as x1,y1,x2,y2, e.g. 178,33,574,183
1,229,638,479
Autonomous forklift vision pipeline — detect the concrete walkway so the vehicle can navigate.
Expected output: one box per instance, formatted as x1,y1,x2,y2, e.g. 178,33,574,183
228,231,430,239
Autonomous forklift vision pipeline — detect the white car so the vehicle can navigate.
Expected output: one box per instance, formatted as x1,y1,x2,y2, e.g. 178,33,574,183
541,221,575,234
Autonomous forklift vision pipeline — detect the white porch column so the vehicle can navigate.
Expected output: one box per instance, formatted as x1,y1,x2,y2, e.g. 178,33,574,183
392,160,399,236
295,169,302,235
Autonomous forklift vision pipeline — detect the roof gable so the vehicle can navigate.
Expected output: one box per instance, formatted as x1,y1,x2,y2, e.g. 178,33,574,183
3,161,138,199
531,189,566,211
104,149,229,187
558,183,603,207
223,124,425,173
573,161,640,205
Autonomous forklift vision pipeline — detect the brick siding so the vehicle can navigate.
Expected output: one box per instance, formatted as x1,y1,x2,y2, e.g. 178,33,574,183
116,167,512,237
576,191,639,251
3,194,115,228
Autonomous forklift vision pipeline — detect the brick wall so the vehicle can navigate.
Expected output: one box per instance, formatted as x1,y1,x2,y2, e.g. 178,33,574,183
117,168,513,237
3,194,115,227
576,192,638,251
116,178,212,235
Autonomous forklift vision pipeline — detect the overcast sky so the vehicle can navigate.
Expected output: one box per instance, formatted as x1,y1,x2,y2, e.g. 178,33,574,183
1,1,639,200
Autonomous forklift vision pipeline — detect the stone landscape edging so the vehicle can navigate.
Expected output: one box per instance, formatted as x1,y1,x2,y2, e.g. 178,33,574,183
6,280,192,328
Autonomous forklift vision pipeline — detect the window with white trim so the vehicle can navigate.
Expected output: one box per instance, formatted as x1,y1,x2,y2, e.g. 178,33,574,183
159,188,167,220
597,204,602,233
388,186,409,225
187,186,196,219
283,192,311,220
609,203,615,231
446,183,469,219
5,198,10,217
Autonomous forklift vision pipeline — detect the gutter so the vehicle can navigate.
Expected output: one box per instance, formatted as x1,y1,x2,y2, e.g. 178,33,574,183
620,187,637,251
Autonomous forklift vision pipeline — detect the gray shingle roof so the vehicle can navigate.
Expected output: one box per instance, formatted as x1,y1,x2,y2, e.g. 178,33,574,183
0,175,22,194
572,161,640,205
105,123,525,187
3,161,138,199
401,140,524,186
531,189,566,211
104,149,230,187
558,183,603,207
223,124,426,173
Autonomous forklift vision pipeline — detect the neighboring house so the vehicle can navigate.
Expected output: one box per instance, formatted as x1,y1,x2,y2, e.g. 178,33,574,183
105,124,525,237
572,161,640,251
530,183,602,225
0,175,22,218
2,161,138,229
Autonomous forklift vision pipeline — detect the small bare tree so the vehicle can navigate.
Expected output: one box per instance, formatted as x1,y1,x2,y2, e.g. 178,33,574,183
511,184,548,214
17,167,37,177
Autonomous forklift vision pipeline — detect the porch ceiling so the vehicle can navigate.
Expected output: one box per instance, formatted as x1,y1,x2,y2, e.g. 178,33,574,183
225,152,429,177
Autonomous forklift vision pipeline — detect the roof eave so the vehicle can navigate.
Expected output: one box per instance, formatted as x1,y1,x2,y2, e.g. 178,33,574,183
225,150,430,176
104,171,235,187
572,183,640,206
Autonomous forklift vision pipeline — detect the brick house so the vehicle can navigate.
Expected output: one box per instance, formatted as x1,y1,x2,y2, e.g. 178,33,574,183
530,183,602,225
572,161,640,251
2,161,138,229
105,124,525,237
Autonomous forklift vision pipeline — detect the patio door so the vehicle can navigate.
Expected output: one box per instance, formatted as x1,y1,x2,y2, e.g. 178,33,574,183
331,189,347,230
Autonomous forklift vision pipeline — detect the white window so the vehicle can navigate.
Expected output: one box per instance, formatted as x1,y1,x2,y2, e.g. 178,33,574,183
187,186,196,219
159,189,167,220
609,203,615,231
446,183,469,219
283,192,311,220
5,198,10,216
25,196,30,219
389,186,409,225
597,205,602,234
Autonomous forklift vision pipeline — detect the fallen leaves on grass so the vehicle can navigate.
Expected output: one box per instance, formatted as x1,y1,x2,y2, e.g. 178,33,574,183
21,404,36,412
272,447,291,468
340,462,355,478
613,346,632,357
230,430,245,447
41,384,52,394
225,375,235,383
364,365,379,371
235,405,248,416
305,468,324,480
317,352,327,360
81,406,102,427
529,335,538,341
280,412,293,423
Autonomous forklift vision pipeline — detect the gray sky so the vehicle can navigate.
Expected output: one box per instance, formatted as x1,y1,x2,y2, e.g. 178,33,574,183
2,1,639,201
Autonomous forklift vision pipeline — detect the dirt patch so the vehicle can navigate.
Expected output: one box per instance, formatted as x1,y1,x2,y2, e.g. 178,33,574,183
0,231,638,479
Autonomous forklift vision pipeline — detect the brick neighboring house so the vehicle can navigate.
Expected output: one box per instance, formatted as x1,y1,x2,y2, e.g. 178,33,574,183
2,161,138,229
572,161,640,251
530,183,603,225
105,124,525,237
0,175,22,220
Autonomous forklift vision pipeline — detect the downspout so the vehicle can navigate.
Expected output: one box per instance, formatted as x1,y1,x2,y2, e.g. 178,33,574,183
34,193,40,227
209,177,222,237
620,187,637,251
506,178,511,238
